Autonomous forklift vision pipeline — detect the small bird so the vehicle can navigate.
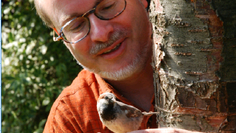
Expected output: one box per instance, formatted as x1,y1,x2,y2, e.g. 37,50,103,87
97,92,159,133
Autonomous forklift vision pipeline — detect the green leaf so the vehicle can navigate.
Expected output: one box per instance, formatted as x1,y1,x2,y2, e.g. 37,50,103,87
2,0,81,132
42,97,50,106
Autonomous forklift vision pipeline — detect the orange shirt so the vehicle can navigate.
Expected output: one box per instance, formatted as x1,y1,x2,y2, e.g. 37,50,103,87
43,69,157,133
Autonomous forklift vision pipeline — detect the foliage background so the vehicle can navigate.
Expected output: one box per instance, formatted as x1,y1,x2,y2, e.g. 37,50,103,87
1,0,82,132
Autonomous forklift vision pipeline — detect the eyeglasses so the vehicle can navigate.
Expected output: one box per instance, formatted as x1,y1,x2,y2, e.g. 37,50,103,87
53,0,127,44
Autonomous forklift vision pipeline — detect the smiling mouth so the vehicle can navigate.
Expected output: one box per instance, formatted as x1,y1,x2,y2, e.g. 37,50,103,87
102,43,121,54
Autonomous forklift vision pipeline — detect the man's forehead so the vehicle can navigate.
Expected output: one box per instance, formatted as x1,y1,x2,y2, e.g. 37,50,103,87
41,0,100,28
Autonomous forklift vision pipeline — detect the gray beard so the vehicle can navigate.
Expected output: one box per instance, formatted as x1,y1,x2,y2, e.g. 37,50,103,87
77,54,140,80
76,43,151,81
71,27,151,81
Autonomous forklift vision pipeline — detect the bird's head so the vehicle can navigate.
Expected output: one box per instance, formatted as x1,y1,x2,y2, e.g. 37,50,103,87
97,92,117,121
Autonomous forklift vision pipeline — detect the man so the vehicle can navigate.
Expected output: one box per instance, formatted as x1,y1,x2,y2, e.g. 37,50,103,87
34,0,197,132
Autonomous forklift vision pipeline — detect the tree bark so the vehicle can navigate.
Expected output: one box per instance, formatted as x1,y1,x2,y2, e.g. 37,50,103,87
149,0,236,132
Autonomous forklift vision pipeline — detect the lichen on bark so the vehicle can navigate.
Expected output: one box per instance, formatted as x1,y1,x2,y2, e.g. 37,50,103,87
150,0,236,132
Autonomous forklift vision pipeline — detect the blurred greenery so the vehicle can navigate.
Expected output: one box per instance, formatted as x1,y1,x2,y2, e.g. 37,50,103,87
1,0,82,132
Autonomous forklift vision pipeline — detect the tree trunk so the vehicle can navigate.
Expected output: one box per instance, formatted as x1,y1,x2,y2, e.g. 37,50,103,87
149,0,236,132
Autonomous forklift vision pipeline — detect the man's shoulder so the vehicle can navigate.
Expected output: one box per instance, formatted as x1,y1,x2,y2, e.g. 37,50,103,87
44,69,104,132
53,69,100,109
61,69,98,96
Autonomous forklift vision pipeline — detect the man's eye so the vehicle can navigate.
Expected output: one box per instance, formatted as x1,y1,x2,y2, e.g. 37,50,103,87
69,20,86,32
99,1,116,11
101,4,114,11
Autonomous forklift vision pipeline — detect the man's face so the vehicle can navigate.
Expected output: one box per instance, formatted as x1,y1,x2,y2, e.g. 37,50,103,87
41,0,152,80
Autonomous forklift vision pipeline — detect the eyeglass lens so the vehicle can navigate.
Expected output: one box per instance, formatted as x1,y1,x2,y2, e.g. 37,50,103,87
61,0,126,44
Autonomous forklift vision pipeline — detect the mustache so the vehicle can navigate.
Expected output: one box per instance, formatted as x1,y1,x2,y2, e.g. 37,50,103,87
89,30,126,55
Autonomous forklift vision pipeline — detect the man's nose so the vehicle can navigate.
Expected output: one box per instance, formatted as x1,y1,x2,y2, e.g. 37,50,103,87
88,14,114,43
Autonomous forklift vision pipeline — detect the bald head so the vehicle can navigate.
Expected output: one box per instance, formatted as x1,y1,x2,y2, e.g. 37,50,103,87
34,0,53,27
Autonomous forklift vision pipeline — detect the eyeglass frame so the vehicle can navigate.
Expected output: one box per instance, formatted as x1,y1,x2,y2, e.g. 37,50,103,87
53,0,127,44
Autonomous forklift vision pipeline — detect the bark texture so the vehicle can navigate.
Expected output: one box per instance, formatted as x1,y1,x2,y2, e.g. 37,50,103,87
149,0,236,132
